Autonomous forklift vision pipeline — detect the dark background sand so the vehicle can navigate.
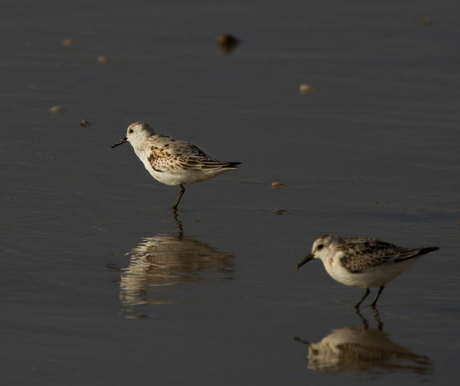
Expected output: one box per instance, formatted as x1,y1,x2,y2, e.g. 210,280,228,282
1,0,459,384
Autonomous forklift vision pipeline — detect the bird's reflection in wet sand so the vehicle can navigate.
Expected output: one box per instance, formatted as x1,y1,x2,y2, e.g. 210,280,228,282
294,311,432,375
119,213,234,311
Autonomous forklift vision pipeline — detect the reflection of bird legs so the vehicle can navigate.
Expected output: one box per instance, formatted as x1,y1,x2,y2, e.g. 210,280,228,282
355,308,370,329
173,209,184,239
171,184,185,211
355,307,384,331
372,307,384,331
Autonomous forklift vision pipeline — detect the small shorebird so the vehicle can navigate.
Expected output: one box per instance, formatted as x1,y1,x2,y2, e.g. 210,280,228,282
296,234,439,308
112,122,240,210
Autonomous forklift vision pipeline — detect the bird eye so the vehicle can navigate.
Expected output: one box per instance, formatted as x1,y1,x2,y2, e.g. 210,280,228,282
129,129,133,133
317,244,324,250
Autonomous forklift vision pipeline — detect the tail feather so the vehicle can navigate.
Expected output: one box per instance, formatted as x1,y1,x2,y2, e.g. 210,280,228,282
394,247,439,263
417,247,440,256
202,161,240,170
226,161,241,168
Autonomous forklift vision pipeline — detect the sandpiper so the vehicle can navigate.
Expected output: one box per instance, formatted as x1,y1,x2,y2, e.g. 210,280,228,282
296,234,439,308
112,122,240,210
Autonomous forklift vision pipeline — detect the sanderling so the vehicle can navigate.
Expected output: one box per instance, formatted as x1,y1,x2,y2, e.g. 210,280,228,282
296,234,439,308
111,122,240,210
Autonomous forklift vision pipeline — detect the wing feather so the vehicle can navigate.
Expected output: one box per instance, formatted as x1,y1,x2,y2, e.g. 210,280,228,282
339,238,431,273
141,135,238,173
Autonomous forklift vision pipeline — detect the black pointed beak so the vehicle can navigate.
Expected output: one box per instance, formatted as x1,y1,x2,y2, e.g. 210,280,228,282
111,136,127,148
295,253,314,270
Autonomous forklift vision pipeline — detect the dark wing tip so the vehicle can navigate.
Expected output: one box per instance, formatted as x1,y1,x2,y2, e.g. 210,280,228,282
227,161,241,168
423,247,440,254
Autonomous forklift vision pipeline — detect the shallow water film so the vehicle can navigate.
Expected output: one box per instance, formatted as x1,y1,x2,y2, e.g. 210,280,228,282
1,0,460,385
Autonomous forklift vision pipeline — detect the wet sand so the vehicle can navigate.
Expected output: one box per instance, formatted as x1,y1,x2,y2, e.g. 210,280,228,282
1,0,459,384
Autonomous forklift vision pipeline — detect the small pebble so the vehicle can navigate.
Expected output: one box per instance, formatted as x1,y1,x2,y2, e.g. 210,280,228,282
79,120,90,127
420,17,432,26
125,314,148,319
299,84,316,94
218,34,239,53
50,106,66,113
97,56,110,64
62,38,76,46
271,181,286,189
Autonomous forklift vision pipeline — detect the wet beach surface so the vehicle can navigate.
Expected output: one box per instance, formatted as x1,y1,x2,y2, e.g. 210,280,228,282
1,0,460,384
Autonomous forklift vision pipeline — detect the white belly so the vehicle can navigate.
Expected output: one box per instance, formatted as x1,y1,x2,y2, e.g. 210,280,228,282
141,158,229,186
323,257,420,288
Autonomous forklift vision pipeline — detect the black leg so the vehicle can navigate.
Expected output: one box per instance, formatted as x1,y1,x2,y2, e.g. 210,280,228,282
355,308,369,329
171,184,185,211
355,288,370,309
371,285,385,308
